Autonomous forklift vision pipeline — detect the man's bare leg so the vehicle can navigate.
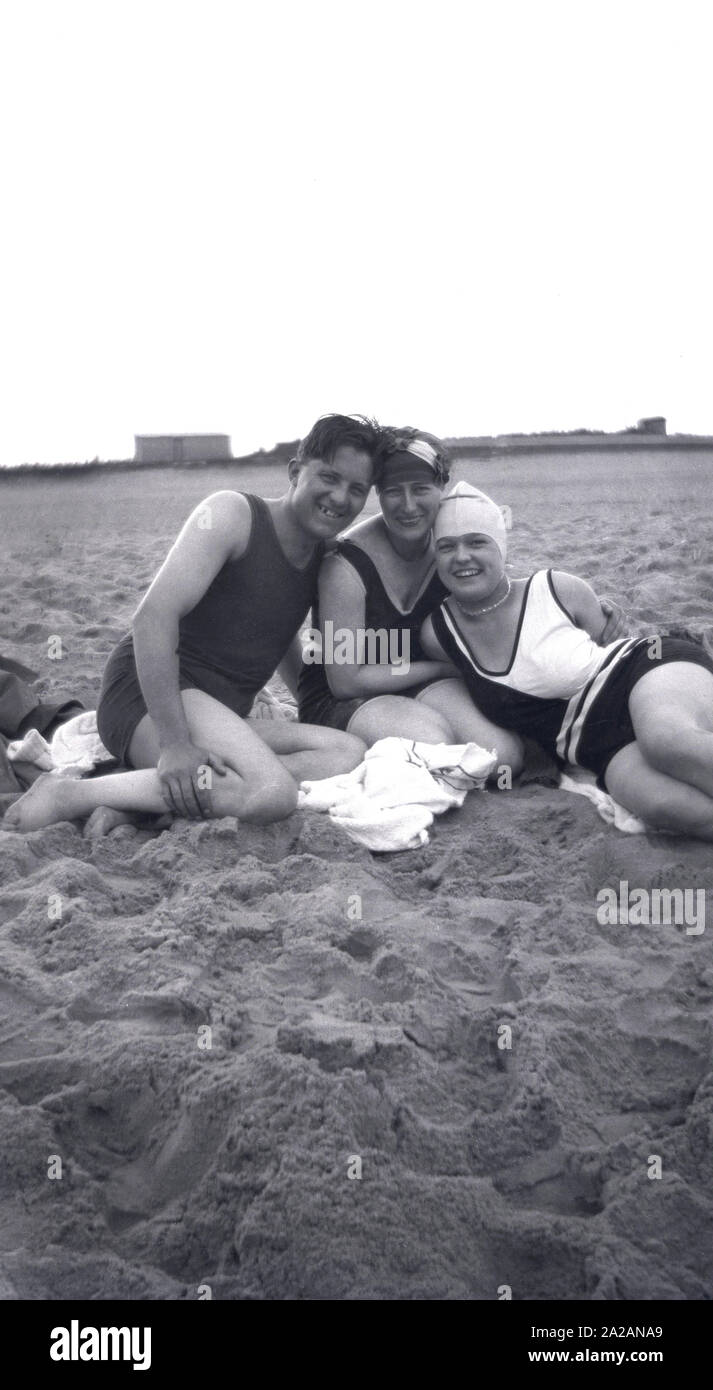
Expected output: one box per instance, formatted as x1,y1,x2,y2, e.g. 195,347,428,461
3,689,363,832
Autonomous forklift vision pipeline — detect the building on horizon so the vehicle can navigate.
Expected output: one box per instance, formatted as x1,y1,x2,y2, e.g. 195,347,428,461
635,416,667,435
134,434,232,463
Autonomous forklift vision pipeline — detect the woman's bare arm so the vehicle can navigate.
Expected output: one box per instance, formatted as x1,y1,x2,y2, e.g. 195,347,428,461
550,571,611,643
420,613,451,662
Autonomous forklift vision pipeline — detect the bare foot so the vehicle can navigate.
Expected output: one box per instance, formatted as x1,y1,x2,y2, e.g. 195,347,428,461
2,774,87,832
84,805,135,839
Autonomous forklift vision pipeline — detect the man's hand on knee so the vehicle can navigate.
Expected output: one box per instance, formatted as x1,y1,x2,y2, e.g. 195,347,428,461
157,740,228,818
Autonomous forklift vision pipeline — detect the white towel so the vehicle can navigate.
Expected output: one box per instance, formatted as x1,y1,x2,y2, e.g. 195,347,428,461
6,727,57,771
7,712,113,777
331,802,433,852
249,687,298,721
299,737,498,851
560,768,646,834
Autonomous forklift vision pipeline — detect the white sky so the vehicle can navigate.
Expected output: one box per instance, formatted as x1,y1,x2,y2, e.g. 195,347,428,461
1,0,711,465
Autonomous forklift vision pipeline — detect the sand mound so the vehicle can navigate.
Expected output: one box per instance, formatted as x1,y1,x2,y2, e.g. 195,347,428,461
1,791,711,1300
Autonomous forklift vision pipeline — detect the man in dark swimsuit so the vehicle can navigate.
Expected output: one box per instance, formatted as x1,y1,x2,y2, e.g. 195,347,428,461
5,415,383,832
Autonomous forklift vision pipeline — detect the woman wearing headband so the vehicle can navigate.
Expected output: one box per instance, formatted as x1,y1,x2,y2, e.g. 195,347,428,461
421,482,713,839
298,430,621,767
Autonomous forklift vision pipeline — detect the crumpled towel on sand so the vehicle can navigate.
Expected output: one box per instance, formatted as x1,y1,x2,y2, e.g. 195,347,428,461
560,768,646,834
248,687,298,721
299,736,498,851
7,712,114,777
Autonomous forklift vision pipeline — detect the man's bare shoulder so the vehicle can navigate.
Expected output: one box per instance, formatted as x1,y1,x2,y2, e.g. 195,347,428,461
189,491,253,559
197,490,252,522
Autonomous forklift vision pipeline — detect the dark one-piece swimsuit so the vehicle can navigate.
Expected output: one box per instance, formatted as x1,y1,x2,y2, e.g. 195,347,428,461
297,538,448,732
97,494,323,764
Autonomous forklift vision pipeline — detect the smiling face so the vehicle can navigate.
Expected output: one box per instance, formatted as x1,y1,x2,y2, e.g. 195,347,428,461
435,531,506,603
288,446,374,538
378,478,443,545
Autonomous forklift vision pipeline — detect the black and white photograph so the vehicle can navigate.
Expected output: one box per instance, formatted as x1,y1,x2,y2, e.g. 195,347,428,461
1,0,711,1355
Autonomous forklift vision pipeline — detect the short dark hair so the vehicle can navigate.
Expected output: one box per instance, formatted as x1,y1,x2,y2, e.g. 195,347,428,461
379,425,452,485
295,414,386,484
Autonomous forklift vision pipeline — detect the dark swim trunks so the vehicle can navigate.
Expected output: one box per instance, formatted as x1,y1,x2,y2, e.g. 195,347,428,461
96,636,258,765
96,494,323,765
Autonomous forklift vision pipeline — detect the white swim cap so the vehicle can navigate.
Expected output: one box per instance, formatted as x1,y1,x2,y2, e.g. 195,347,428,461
434,482,508,558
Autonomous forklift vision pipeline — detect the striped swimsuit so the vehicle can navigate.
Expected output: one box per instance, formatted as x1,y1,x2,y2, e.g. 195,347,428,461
432,568,713,787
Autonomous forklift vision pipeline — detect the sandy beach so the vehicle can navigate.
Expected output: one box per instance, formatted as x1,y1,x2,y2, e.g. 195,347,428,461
1,449,712,1301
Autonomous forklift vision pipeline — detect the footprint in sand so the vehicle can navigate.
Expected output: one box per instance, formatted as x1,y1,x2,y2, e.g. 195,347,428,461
103,1104,234,1235
334,926,381,961
38,1073,219,1235
492,1145,606,1218
67,991,209,1031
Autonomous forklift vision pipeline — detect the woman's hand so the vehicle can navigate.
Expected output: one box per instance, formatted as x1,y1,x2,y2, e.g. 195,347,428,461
156,741,229,818
599,597,628,644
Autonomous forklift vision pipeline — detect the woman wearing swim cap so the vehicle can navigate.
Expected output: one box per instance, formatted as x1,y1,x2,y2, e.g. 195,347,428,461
421,483,713,840
298,431,622,767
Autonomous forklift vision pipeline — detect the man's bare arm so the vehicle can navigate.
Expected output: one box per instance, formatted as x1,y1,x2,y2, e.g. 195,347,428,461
132,491,250,746
131,492,251,815
276,636,304,700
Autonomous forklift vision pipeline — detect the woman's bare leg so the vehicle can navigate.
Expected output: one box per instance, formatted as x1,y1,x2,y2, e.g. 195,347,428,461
3,689,363,832
604,742,713,840
419,678,525,775
347,695,454,746
626,663,713,800
241,719,365,782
